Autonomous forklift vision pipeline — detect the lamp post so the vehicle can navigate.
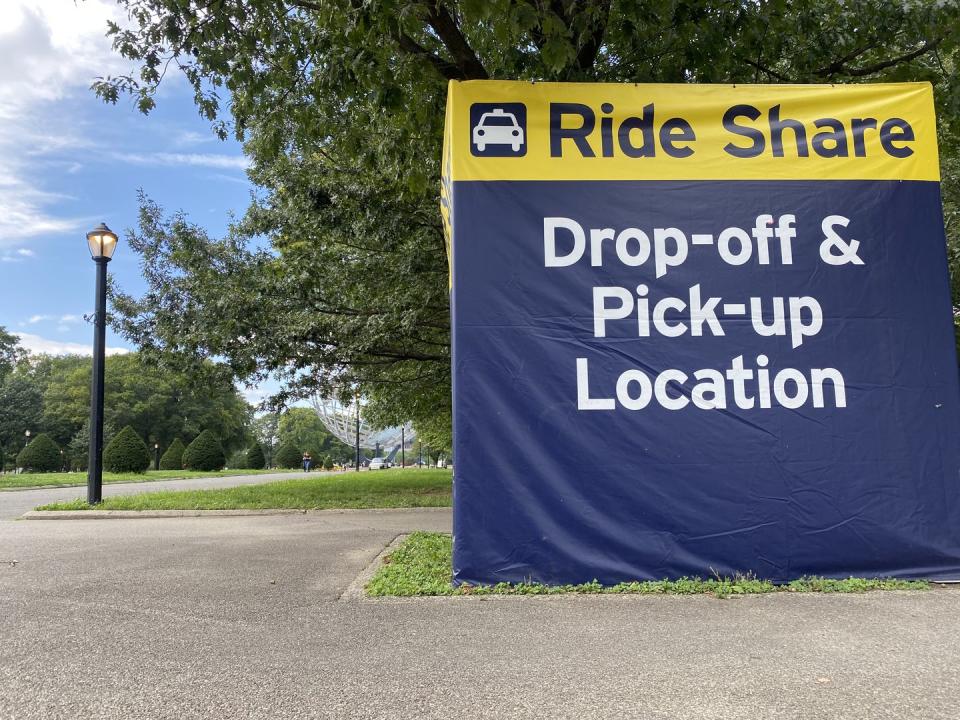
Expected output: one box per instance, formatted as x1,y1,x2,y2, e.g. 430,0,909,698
85,222,118,505
354,394,360,472
154,443,160,471
24,429,30,448
401,427,405,469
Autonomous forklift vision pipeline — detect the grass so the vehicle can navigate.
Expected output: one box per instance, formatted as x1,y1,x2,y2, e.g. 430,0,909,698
36,468,453,511
0,468,290,491
366,532,931,598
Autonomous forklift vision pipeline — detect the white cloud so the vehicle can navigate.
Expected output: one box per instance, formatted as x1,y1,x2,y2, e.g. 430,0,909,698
27,314,52,324
112,152,250,170
0,246,38,262
173,130,216,147
0,1,129,117
14,332,129,357
0,1,130,245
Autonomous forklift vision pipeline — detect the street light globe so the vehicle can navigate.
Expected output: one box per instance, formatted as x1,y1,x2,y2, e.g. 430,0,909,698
86,222,119,260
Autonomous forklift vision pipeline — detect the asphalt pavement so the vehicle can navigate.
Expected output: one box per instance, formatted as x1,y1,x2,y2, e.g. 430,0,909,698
0,471,326,521
2,508,959,719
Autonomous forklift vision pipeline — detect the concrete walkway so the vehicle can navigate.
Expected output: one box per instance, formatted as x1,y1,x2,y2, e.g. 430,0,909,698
0,471,333,520
1,508,958,719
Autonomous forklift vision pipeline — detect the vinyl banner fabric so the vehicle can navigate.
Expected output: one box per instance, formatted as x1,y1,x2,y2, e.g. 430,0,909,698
444,81,960,585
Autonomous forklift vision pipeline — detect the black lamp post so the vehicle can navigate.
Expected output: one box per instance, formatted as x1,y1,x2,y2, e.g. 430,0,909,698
154,443,160,471
85,222,118,505
354,394,361,472
24,429,30,448
401,427,405,469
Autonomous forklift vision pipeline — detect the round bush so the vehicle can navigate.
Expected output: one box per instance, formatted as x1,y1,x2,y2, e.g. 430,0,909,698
182,430,225,471
17,433,62,473
273,442,301,469
159,438,186,470
246,443,266,469
322,455,333,470
102,426,151,473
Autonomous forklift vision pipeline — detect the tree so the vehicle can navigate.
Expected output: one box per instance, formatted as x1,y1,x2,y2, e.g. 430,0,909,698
246,442,266,469
322,454,333,470
98,2,960,451
251,413,280,468
40,352,251,452
103,425,151,473
66,419,118,472
227,448,250,469
0,373,43,453
182,430,226,471
274,442,302,469
159,437,186,470
0,326,26,384
16,433,61,473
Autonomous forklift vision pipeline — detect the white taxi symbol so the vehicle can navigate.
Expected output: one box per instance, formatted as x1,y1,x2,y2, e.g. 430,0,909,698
473,108,524,152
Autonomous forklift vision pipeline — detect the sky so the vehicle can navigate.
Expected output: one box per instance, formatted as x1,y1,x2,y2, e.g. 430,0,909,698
0,1,262,396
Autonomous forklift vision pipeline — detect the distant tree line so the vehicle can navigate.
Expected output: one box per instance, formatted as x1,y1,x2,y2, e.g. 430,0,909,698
0,329,350,473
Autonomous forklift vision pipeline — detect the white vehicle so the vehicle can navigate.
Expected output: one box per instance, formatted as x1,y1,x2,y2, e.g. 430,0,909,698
369,457,391,470
473,108,524,152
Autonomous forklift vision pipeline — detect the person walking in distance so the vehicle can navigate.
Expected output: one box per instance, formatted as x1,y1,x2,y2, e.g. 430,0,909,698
302,451,312,472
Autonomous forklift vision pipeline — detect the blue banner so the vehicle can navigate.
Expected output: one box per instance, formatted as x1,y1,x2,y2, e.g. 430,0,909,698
446,82,960,585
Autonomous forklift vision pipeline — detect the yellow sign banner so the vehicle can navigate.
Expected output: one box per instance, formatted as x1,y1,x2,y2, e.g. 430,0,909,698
443,81,939,182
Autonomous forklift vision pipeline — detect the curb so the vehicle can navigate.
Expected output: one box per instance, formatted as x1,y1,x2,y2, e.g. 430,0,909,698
20,509,310,520
20,506,452,520
339,533,410,601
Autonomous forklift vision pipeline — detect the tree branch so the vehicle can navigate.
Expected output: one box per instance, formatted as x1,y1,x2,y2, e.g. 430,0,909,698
736,56,794,82
574,0,611,71
422,2,488,79
395,30,467,80
829,36,947,78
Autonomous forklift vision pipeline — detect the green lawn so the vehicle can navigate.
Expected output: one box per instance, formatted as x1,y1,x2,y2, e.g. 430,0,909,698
366,532,930,597
0,468,292,491
36,468,453,511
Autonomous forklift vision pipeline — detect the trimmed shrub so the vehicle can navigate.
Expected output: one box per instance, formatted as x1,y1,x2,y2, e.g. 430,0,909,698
17,433,61,473
182,430,225,471
322,455,333,470
246,443,266,469
274,442,301,469
159,438,186,470
102,426,150,473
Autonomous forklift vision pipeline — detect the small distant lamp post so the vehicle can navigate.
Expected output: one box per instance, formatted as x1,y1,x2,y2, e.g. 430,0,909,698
154,443,160,471
354,394,361,472
60,449,65,472
25,429,31,448
85,222,119,505
401,427,405,469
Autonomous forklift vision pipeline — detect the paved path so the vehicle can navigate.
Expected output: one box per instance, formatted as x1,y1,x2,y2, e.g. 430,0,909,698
0,471,333,520
1,508,958,719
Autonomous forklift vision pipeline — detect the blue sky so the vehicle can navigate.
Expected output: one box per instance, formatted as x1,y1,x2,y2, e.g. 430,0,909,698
0,1,267,399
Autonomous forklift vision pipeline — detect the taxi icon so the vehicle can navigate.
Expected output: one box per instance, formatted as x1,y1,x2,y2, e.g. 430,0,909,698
472,108,525,152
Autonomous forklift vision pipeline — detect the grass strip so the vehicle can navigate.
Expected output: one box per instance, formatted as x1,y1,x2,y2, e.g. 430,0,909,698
36,469,452,511
366,532,930,598
1,468,286,490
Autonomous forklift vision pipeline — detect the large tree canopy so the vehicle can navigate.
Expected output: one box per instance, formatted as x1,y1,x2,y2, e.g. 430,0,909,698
97,1,960,449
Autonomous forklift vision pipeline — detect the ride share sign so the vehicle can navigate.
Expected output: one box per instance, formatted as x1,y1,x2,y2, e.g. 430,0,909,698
442,81,960,585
